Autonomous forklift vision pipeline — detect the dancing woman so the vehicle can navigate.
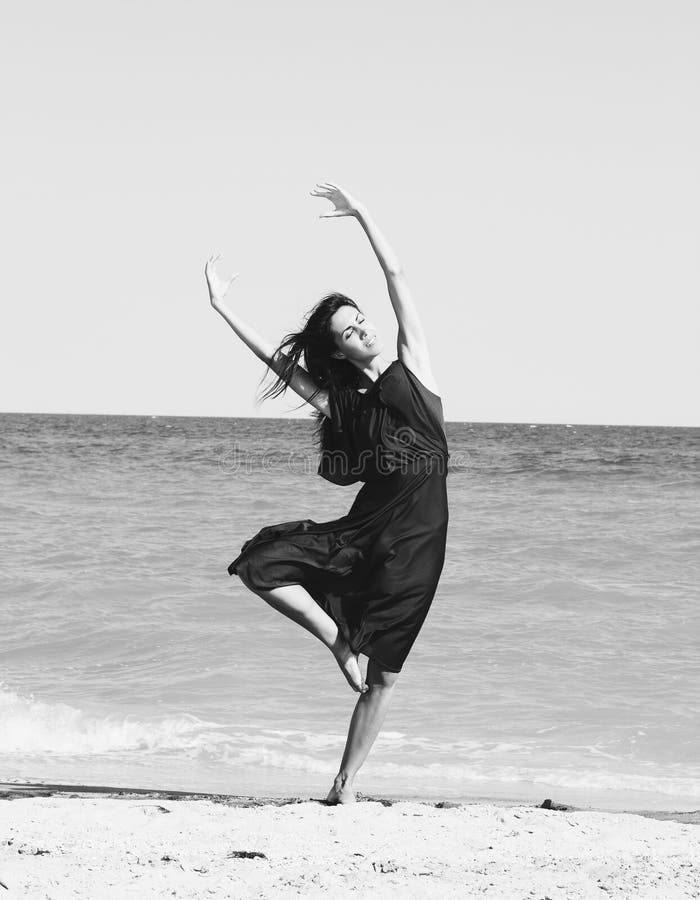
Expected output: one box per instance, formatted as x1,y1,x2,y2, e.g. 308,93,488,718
205,182,449,803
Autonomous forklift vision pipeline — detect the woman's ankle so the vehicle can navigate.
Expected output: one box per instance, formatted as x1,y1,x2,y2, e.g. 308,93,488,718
330,632,350,658
334,770,354,791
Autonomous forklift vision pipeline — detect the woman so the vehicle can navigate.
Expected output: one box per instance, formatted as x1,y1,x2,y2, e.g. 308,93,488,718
205,181,449,804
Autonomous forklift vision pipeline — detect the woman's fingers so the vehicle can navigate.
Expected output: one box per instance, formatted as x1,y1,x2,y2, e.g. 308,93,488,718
311,181,354,213
205,254,228,286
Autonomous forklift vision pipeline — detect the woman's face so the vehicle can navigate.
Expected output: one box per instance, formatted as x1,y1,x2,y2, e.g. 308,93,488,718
330,305,383,364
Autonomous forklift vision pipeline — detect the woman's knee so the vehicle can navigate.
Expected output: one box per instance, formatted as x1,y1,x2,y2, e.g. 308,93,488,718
366,657,401,689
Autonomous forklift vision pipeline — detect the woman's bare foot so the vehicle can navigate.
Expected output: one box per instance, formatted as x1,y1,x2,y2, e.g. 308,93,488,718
325,772,356,805
331,636,367,693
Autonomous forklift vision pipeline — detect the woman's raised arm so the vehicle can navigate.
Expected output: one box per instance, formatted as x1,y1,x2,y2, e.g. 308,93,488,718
310,182,436,388
205,254,330,417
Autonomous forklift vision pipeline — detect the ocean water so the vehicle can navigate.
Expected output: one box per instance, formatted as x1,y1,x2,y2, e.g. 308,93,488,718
1,412,698,812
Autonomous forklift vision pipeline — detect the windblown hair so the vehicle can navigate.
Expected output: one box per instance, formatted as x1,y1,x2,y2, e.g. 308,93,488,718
255,292,363,451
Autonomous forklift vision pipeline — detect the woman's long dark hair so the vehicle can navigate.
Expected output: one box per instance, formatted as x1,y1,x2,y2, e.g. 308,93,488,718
255,292,363,451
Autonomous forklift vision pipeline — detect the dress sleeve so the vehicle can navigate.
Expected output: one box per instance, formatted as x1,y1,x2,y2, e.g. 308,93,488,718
317,385,362,485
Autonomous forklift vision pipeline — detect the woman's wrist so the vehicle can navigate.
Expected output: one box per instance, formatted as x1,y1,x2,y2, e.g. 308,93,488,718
353,202,369,220
354,207,401,275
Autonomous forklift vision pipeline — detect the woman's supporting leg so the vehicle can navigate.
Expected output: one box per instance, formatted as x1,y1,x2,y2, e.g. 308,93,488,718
250,583,367,693
326,657,401,804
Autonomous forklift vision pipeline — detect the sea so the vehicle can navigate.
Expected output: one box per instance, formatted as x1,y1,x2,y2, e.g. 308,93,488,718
1,412,698,812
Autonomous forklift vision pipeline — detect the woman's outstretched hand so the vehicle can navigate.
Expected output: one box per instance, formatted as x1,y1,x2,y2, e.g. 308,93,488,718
310,181,365,218
205,253,239,309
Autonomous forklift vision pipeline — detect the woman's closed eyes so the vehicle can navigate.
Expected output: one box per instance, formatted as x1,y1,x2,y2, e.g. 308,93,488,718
344,315,365,340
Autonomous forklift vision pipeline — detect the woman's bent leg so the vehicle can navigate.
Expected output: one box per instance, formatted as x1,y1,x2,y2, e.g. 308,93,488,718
248,583,367,693
326,657,401,804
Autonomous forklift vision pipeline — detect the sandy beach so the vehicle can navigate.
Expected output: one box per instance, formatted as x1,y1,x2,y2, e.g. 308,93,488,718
1,784,698,898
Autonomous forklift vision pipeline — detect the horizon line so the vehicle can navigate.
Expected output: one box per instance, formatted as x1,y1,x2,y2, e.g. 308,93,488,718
1,410,697,429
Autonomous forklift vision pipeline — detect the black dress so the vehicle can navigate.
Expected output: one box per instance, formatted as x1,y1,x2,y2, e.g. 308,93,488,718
227,358,450,673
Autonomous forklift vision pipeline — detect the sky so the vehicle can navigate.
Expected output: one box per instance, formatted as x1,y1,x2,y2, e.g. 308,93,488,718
2,0,698,426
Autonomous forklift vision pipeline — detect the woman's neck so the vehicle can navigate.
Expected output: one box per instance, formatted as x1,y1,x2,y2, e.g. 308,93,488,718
355,357,391,391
